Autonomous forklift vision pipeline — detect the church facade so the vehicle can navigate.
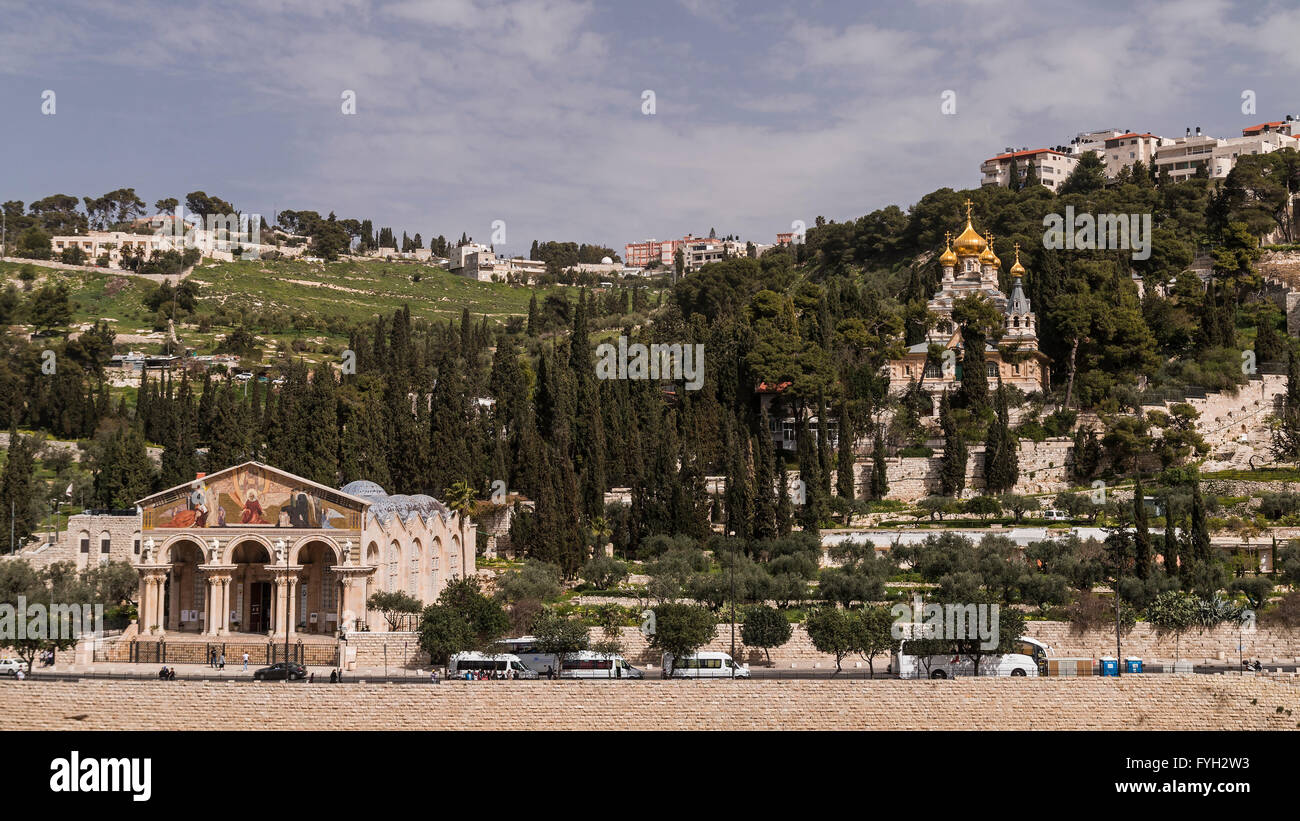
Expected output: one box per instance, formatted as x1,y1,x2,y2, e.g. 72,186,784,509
887,202,1050,408
132,462,476,638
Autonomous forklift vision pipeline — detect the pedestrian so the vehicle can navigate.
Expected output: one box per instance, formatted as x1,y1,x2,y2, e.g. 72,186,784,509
169,667,177,681
159,666,168,680
242,652,249,671
218,653,225,670
546,664,554,680
15,668,24,681
309,672,315,683
210,649,216,667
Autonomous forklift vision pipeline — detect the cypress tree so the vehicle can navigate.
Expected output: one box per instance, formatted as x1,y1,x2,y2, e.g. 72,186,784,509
982,380,1018,494
752,423,777,540
939,391,967,498
870,424,888,501
1133,474,1151,579
835,400,855,500
796,414,822,531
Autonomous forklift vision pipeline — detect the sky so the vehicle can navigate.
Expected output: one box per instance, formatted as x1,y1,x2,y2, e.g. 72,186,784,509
2,0,1299,257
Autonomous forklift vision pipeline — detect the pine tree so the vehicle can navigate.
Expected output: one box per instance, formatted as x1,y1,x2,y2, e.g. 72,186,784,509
939,391,966,498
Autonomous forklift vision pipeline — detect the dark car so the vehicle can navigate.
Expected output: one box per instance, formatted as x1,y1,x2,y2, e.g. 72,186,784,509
252,662,307,681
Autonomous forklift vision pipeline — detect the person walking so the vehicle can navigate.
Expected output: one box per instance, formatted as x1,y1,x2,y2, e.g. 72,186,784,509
329,669,337,683
242,652,249,671
209,649,216,668
218,653,225,670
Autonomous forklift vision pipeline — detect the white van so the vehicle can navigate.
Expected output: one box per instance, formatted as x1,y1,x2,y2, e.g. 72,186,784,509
894,636,1046,679
662,651,750,679
1042,509,1070,521
558,651,643,679
447,652,538,679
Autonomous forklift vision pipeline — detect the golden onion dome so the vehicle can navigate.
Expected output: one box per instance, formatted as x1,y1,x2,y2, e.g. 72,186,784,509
939,232,958,267
953,220,986,256
979,234,999,266
1009,242,1026,276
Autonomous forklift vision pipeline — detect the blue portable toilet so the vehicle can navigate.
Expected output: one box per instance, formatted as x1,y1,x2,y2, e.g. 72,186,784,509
1125,657,1143,674
1099,657,1119,677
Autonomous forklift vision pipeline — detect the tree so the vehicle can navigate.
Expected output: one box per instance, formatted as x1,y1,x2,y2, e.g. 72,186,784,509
531,609,590,676
952,595,1025,676
1060,151,1107,195
366,591,422,631
1145,590,1197,665
805,606,856,672
740,605,792,664
495,560,563,603
982,381,1018,493
869,424,888,500
579,555,628,591
0,432,44,552
649,603,716,671
436,576,508,649
27,283,73,334
15,227,52,260
853,605,899,678
417,603,475,665
938,392,967,497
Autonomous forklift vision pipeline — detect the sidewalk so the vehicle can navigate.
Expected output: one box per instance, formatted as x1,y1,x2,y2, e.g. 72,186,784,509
28,661,435,680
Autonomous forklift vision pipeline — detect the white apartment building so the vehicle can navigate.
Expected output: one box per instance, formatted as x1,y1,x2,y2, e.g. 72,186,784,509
50,227,295,269
1100,132,1166,177
681,237,746,272
1068,129,1125,157
447,243,547,283
981,148,1079,190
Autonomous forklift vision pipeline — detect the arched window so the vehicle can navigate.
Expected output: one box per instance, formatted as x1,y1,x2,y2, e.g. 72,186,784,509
986,362,998,378
387,541,400,593
409,545,420,597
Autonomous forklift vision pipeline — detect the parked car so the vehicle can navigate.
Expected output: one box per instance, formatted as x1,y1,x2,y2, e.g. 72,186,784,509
0,658,29,677
1042,509,1070,521
252,662,307,681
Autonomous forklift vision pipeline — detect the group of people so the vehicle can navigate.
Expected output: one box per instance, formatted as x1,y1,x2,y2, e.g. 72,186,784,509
461,668,523,680
208,651,226,669
157,666,178,680
38,649,56,667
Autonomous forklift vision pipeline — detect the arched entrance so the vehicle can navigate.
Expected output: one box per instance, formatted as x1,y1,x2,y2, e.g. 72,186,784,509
230,540,274,634
164,539,206,633
295,540,340,634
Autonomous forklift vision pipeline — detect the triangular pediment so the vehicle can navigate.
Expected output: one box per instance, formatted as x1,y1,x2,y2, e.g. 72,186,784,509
139,461,368,532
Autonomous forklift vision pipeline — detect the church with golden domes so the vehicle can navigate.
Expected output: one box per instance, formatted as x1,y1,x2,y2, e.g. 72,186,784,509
886,201,1050,409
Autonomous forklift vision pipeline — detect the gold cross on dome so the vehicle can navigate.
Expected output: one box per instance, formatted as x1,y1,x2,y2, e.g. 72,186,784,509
1013,241,1021,261
964,198,974,221
944,230,951,246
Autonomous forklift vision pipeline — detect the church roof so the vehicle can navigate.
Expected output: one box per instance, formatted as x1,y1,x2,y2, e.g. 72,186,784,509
137,461,373,508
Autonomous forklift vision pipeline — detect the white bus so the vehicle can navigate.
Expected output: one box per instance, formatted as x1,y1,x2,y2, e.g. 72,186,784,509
558,651,643,679
447,652,539,678
893,636,1047,679
662,651,749,679
495,638,642,679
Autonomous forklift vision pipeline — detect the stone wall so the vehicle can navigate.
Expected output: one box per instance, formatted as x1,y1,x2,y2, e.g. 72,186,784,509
611,621,1300,669
3,677,1297,730
7,513,141,572
343,631,428,669
852,438,1073,502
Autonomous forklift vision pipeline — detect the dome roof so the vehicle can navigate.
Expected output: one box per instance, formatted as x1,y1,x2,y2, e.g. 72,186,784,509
1009,242,1026,276
953,220,986,256
368,493,450,524
979,234,1000,266
939,244,958,267
341,480,387,498
601,256,613,265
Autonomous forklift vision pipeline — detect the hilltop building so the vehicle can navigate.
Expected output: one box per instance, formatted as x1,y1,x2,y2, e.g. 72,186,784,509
886,202,1050,410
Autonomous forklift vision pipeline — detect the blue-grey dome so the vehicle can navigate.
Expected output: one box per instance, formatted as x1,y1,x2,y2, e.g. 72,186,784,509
368,493,449,523
341,480,388,498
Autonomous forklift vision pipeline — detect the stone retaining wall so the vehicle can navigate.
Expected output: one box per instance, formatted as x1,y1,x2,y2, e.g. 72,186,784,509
3,677,1297,730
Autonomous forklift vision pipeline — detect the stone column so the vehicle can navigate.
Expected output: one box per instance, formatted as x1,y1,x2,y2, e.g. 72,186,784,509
272,576,286,637
205,574,219,636
136,573,151,633
168,569,181,631
286,576,298,638
154,573,167,636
